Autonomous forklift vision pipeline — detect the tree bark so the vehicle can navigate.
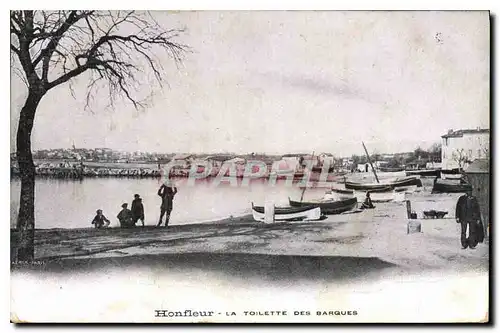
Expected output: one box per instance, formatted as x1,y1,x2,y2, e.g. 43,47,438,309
15,91,43,262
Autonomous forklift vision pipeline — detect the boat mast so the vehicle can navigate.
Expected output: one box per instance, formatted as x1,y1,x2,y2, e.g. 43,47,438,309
300,151,315,202
362,142,380,183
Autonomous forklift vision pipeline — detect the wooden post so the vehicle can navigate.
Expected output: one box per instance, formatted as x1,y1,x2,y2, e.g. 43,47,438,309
362,142,380,183
264,203,275,224
406,200,412,219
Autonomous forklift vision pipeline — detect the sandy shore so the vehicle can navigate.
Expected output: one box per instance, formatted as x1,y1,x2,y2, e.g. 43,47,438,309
12,191,488,275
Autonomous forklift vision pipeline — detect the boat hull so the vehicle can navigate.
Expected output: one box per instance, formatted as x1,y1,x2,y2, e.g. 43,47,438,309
441,168,461,175
432,179,472,193
345,177,422,190
379,167,405,172
251,205,322,222
405,169,441,177
441,173,463,180
289,197,358,215
354,190,406,203
331,188,354,195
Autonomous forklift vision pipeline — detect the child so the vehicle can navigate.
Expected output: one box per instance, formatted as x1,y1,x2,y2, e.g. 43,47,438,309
91,209,111,229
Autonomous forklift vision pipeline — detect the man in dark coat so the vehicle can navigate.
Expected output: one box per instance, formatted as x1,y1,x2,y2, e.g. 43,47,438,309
157,182,178,227
131,194,145,227
456,190,482,249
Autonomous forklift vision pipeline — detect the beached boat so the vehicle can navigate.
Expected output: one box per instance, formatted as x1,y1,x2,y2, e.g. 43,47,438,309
354,190,406,203
431,179,472,194
336,186,408,194
251,204,322,222
345,176,423,191
332,188,356,195
288,197,357,215
328,188,355,200
378,167,405,172
441,168,461,175
441,173,463,180
405,169,441,177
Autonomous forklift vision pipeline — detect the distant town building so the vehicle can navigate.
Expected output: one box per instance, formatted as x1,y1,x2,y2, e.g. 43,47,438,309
281,154,305,172
171,154,195,168
301,154,320,168
203,155,232,169
441,128,489,170
342,158,354,168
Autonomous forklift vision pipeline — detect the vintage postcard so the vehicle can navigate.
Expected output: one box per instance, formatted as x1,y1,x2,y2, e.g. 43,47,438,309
10,10,490,323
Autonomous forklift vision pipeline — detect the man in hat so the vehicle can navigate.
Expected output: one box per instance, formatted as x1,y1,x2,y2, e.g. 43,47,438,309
117,203,134,228
157,182,177,227
131,194,145,227
91,209,111,229
456,190,482,249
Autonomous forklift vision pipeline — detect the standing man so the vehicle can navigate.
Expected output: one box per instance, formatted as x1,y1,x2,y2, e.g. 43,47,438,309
131,194,145,227
157,182,178,227
456,190,482,249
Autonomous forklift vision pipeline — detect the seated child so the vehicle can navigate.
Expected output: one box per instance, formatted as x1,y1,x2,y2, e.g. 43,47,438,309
91,209,111,229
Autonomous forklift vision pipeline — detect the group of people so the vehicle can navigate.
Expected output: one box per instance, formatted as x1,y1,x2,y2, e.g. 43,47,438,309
89,179,485,251
91,183,178,229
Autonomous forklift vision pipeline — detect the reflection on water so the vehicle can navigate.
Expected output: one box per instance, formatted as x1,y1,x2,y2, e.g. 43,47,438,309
10,178,331,229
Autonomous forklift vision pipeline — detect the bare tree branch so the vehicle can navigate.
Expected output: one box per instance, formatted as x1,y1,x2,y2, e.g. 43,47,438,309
11,10,190,110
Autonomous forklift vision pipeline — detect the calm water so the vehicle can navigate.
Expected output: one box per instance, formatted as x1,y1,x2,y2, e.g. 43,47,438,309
10,177,331,229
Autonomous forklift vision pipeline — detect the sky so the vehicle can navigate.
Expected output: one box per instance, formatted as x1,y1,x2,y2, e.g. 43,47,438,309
10,11,490,157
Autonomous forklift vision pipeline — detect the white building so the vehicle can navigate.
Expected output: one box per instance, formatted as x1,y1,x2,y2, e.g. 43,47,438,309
441,128,489,170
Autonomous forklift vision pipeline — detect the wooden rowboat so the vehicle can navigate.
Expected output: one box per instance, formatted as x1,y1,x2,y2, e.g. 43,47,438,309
378,167,405,172
288,197,357,215
405,169,441,177
431,179,472,194
331,188,355,195
345,176,422,191
440,168,461,175
354,190,406,203
441,173,463,180
251,204,322,222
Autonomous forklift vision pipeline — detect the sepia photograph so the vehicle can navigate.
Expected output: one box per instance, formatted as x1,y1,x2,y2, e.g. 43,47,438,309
9,9,490,323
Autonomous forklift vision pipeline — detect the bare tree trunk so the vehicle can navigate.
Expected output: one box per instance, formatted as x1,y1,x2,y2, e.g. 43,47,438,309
16,91,43,262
